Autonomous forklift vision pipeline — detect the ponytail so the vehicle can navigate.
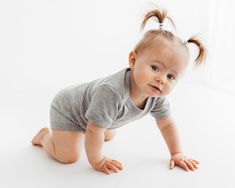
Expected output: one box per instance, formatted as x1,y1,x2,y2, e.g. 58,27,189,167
141,9,176,31
134,8,176,53
186,36,206,64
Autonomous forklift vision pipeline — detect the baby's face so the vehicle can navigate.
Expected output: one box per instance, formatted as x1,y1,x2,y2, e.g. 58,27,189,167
129,37,189,97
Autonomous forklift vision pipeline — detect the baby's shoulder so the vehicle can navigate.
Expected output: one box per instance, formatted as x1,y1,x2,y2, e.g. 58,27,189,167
95,84,123,101
98,71,128,99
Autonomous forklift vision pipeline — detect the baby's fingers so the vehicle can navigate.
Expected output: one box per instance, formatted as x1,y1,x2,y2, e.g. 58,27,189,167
188,159,199,169
184,160,196,171
110,160,123,170
169,160,175,169
106,163,120,173
177,161,190,171
192,159,199,164
102,165,111,175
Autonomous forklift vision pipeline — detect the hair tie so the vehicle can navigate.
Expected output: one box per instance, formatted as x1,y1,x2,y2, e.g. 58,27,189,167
159,22,164,29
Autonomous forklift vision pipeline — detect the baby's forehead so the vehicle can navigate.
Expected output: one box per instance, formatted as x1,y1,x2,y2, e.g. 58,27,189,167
145,38,187,57
146,38,189,72
158,37,188,56
152,36,183,49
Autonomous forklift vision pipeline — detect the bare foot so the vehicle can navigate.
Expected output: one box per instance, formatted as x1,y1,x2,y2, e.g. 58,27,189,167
31,127,50,146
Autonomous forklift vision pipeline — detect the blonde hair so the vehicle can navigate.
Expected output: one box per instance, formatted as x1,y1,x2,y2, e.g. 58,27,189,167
134,8,206,65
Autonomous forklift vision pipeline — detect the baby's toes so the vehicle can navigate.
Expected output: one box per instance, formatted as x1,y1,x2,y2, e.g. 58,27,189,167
31,127,50,146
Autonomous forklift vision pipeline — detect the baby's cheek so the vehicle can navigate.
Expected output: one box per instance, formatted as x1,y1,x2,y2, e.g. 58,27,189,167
165,85,174,95
138,71,151,84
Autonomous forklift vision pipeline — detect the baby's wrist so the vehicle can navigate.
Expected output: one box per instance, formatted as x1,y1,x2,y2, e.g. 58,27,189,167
171,151,182,156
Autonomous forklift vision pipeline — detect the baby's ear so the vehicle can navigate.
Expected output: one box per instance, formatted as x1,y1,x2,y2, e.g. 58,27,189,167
128,51,137,68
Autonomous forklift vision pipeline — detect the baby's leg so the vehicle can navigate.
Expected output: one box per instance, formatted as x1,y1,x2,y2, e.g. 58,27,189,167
32,128,84,164
104,129,116,141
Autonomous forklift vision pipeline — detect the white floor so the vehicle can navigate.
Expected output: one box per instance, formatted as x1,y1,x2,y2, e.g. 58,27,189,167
0,81,235,188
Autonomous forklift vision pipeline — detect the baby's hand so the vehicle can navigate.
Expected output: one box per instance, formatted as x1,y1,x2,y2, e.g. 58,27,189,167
169,152,199,172
93,156,123,175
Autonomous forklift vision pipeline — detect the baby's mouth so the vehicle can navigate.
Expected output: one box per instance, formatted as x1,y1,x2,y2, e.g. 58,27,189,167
149,84,161,93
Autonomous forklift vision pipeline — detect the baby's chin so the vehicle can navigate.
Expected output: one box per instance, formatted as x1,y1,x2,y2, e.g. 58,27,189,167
148,92,168,98
150,94,164,98
146,89,166,97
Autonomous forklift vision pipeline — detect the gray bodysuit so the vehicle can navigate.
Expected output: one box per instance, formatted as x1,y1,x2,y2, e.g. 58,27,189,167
50,67,170,132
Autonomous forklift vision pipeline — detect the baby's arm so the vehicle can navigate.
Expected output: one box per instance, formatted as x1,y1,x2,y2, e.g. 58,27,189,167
85,122,123,175
156,116,199,171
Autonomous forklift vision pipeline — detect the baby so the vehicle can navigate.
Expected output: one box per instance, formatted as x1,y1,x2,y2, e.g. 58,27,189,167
32,7,206,175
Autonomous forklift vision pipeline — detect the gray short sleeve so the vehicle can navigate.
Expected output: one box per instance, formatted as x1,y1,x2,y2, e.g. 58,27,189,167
85,85,122,128
150,97,171,118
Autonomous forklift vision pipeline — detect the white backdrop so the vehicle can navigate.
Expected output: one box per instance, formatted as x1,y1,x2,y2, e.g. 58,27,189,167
205,0,235,93
1,0,234,102
0,0,213,110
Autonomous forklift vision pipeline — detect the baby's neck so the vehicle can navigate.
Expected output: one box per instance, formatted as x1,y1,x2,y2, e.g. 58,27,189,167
129,70,149,109
130,92,148,110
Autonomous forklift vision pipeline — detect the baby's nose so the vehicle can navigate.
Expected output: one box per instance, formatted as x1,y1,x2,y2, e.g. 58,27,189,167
155,75,166,85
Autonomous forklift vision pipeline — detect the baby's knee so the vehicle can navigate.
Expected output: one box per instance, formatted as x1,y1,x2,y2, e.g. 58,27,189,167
56,153,80,164
104,130,116,141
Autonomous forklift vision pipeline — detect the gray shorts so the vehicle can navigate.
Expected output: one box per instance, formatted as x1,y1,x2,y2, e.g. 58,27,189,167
50,106,85,133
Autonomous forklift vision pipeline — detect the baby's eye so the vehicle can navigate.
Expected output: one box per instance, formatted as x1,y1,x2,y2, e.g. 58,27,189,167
151,65,159,72
167,74,175,80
